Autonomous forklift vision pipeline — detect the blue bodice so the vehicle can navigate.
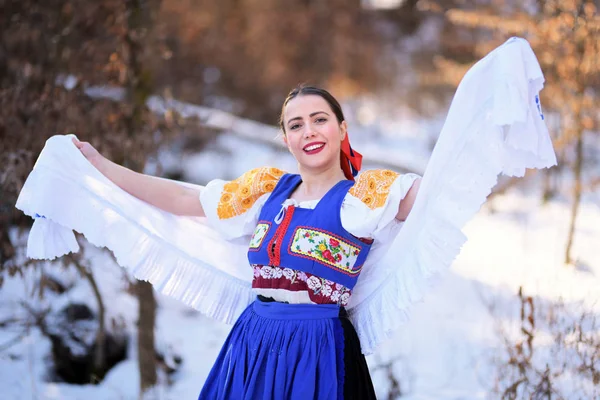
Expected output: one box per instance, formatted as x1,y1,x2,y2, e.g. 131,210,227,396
247,174,372,290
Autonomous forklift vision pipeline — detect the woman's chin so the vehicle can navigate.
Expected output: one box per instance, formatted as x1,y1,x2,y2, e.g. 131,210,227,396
297,160,336,173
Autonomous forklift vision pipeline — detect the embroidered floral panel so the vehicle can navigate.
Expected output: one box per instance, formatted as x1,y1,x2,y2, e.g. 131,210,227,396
252,264,353,306
217,167,284,219
289,227,362,275
249,222,270,250
348,169,399,209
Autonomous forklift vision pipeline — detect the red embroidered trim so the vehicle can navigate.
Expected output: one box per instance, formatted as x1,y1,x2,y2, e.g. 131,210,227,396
267,206,295,266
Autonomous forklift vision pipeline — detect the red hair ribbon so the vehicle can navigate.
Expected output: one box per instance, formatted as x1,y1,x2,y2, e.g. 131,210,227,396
340,134,362,180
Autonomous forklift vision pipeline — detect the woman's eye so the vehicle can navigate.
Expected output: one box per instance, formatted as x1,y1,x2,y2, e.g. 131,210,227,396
290,124,300,130
315,118,327,123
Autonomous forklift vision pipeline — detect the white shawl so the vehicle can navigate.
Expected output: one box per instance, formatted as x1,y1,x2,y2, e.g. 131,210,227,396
15,37,556,355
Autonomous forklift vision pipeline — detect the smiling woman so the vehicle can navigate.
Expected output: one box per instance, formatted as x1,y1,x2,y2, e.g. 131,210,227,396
17,38,556,400
198,85,420,399
280,86,361,185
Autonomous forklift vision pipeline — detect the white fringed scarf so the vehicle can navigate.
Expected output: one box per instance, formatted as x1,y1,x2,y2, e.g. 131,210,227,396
16,37,557,355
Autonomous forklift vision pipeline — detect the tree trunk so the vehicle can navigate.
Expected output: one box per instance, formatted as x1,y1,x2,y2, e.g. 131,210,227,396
541,168,554,204
72,259,106,378
124,0,160,395
564,126,583,265
137,280,157,395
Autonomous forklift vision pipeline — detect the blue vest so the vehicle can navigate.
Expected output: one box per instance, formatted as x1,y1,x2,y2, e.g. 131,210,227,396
247,174,372,290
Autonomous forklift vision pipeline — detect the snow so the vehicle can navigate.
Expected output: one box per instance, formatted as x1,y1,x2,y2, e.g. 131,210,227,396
2,102,599,399
4,186,598,399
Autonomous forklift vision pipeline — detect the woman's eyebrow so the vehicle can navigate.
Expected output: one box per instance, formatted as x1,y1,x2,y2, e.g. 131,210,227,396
287,111,330,125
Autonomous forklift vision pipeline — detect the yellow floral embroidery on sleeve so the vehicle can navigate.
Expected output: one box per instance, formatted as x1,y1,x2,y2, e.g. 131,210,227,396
348,169,399,210
217,167,285,219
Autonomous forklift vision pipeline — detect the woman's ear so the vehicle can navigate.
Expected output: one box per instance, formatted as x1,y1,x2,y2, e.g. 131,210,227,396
340,121,348,140
281,132,292,152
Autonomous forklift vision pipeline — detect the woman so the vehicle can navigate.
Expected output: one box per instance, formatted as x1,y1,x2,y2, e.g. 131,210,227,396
18,37,556,400
72,85,421,399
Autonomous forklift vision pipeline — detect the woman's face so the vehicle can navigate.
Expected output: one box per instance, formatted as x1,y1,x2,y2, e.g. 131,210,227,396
282,94,347,174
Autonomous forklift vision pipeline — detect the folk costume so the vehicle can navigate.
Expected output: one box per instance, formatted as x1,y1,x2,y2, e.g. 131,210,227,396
16,38,557,399
198,168,419,399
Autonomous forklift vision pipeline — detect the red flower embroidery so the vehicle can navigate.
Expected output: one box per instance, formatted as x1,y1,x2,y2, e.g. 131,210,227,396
329,238,340,248
304,232,311,238
335,254,342,262
322,250,335,263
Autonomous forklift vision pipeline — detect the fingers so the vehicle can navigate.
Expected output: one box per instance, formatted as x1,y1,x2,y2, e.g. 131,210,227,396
71,137,85,150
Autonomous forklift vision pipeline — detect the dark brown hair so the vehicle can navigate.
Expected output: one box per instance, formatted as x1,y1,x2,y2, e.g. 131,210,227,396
279,85,345,133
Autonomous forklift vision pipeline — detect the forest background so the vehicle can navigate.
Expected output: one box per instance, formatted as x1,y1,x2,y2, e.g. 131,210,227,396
1,0,599,399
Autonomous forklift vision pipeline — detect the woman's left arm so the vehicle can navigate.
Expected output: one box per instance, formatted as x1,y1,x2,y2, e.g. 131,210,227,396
395,178,421,221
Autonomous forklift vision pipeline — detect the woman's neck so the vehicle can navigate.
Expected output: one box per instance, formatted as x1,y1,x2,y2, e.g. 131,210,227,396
292,166,347,202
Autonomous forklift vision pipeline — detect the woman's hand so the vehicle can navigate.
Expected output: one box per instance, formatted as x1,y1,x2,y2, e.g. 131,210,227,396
72,138,104,168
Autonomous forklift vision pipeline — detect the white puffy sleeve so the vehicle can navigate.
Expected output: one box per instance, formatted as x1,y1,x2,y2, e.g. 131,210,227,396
347,37,557,355
200,167,285,239
15,138,284,325
340,170,421,240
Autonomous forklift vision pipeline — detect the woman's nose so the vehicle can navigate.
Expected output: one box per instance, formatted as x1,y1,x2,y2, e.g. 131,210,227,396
303,124,317,138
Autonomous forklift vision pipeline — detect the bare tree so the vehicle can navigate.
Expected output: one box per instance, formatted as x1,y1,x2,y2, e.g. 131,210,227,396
122,0,162,395
488,287,600,399
1,0,165,392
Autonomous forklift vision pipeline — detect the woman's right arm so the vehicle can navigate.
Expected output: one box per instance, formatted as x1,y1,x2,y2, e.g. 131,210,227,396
73,138,205,217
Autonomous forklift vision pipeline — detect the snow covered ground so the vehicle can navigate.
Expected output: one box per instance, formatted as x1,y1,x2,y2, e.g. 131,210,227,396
2,187,597,400
2,111,598,399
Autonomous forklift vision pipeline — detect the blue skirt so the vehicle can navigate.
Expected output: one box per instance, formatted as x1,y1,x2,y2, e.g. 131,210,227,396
198,296,375,400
